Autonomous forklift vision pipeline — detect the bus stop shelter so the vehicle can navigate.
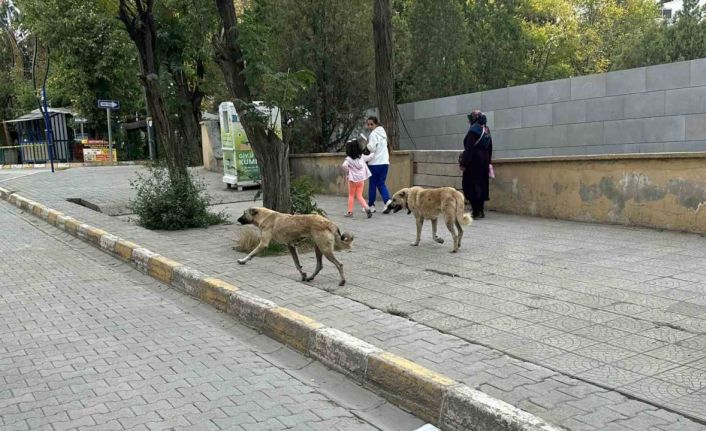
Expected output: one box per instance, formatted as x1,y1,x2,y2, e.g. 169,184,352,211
2,107,77,164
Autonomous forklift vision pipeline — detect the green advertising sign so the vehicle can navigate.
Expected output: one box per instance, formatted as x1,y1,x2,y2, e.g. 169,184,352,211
234,125,260,182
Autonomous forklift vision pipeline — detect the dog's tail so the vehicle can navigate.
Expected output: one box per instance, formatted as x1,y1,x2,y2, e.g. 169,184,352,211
456,193,473,225
334,228,354,251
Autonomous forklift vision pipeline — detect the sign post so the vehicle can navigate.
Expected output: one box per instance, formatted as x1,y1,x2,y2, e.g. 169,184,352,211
97,100,120,163
40,87,55,173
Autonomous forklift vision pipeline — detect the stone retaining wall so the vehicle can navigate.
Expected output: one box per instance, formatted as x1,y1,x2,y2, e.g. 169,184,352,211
412,151,706,234
290,151,414,201
290,150,706,234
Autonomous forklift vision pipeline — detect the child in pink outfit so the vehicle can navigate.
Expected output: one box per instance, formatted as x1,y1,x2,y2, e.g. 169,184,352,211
342,140,374,218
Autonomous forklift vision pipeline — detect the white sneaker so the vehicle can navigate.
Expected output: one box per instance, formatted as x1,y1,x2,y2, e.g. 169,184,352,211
383,200,392,212
370,205,377,213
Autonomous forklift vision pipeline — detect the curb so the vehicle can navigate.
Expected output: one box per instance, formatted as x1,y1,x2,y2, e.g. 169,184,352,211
0,186,563,431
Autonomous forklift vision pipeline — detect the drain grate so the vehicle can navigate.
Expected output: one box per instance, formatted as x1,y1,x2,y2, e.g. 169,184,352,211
67,198,102,213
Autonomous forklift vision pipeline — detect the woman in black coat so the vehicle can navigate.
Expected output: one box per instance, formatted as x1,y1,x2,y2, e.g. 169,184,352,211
459,111,493,219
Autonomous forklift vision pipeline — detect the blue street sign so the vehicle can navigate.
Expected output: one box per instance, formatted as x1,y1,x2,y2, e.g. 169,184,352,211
97,99,120,110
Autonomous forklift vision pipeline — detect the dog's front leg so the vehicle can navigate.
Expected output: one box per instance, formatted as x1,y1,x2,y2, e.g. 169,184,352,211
288,245,307,281
238,234,271,264
411,217,423,246
431,218,445,244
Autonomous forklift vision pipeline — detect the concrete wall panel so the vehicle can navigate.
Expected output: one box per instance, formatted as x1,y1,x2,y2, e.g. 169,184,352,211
691,59,706,87
456,93,482,115
568,122,605,147
587,96,624,122
522,104,553,127
605,119,644,144
665,86,706,115
495,108,523,130
553,101,587,125
537,79,571,104
685,114,706,140
643,116,685,143
606,68,646,96
571,75,607,100
646,61,691,91
624,92,665,119
481,88,510,111
508,84,538,107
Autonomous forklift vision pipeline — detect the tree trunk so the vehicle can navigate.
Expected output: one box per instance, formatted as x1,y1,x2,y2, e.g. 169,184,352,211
213,0,292,213
118,0,187,179
373,0,400,150
173,69,204,166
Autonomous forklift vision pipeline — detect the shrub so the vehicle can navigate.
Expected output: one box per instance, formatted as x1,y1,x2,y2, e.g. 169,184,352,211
131,165,228,230
290,176,326,215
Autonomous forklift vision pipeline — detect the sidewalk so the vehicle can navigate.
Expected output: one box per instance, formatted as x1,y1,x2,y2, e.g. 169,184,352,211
0,200,423,431
3,166,706,431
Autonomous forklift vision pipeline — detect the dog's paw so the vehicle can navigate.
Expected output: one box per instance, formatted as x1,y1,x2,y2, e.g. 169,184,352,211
434,237,445,244
237,259,247,265
338,280,346,287
301,273,308,281
410,243,419,247
450,249,458,253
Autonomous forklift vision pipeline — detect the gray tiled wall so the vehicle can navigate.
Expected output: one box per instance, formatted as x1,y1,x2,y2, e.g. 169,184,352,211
397,58,706,158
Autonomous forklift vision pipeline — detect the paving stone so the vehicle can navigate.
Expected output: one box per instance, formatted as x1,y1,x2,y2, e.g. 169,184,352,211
0,201,386,431
4,167,706,431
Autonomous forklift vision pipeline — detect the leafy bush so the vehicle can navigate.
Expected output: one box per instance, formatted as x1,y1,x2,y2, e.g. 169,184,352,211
131,166,227,230
252,175,326,215
290,176,326,215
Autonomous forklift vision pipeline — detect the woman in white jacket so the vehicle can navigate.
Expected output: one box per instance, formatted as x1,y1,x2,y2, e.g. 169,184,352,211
365,116,392,213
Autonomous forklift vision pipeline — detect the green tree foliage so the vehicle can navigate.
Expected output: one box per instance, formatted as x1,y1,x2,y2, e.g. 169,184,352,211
155,0,222,164
393,0,688,102
16,0,143,127
405,0,471,100
571,0,662,75
240,0,375,153
0,30,16,143
617,0,706,68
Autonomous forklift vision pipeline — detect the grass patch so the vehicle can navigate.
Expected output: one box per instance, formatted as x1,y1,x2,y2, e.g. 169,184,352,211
233,226,313,257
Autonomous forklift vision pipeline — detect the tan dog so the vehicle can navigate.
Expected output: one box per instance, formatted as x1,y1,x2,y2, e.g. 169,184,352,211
237,207,354,286
388,187,472,252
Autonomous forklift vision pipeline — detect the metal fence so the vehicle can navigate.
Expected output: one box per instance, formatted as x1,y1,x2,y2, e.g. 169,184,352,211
0,141,73,165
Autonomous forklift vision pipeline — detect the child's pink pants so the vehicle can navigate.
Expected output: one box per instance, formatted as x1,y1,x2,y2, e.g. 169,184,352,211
348,180,367,213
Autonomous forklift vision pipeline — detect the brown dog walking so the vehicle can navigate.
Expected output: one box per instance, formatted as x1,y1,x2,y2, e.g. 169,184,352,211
388,187,472,253
236,207,354,286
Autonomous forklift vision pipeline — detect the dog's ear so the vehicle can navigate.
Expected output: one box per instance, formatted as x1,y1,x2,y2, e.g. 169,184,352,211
251,208,258,215
399,190,406,198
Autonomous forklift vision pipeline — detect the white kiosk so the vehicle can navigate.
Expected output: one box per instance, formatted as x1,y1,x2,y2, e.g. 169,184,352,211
218,102,281,190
